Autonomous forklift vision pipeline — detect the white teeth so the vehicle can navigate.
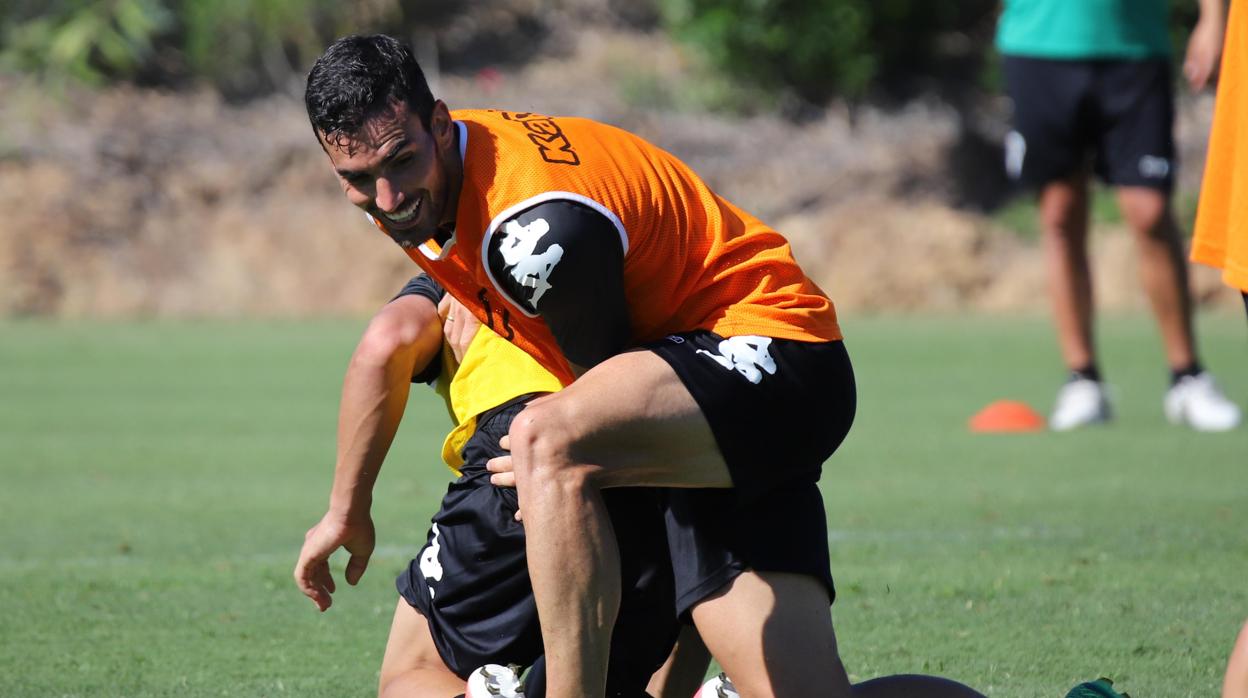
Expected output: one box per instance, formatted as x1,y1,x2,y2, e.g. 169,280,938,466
387,197,420,223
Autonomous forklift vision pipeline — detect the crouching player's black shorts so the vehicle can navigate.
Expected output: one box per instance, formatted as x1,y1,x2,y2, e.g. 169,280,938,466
396,396,678,696
643,333,856,618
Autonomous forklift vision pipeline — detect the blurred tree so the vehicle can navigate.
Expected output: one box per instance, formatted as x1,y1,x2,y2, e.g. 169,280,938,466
0,0,1214,103
1,0,173,86
660,0,998,107
661,0,1218,109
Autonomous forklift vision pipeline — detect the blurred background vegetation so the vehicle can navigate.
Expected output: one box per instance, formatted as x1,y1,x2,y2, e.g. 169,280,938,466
0,0,1209,107
0,0,1231,318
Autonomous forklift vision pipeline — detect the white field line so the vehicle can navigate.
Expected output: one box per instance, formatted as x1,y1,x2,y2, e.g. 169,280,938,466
0,526,1085,573
0,544,421,573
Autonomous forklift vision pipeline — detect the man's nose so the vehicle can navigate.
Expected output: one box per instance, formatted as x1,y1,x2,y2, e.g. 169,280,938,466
375,177,404,212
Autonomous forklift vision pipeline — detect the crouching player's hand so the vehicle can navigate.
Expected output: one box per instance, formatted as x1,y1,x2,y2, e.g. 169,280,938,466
293,510,375,611
487,435,524,521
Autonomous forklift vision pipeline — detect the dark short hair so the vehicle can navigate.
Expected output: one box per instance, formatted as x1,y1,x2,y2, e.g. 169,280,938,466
305,34,435,145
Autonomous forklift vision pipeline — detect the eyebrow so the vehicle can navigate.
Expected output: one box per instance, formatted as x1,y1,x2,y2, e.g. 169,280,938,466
335,138,412,179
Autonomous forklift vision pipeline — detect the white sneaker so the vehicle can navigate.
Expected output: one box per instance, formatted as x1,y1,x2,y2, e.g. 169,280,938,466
694,673,740,698
465,664,525,698
1164,372,1242,432
1049,378,1112,431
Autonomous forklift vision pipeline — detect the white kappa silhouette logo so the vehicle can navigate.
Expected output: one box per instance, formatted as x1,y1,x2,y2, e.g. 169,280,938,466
418,523,444,598
498,218,564,308
696,336,777,384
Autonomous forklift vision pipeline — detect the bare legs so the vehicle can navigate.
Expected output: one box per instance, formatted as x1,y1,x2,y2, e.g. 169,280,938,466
1117,186,1197,370
1040,173,1096,370
1039,175,1197,373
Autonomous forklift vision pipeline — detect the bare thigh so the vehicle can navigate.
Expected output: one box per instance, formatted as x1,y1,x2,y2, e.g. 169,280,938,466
377,600,465,698
512,349,731,489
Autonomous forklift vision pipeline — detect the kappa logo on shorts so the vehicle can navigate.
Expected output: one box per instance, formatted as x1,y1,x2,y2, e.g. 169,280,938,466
696,336,777,384
418,523,444,598
1004,130,1026,180
499,218,564,309
1138,155,1171,180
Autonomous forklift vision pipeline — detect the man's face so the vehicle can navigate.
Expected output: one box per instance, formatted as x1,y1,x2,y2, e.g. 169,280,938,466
320,100,458,250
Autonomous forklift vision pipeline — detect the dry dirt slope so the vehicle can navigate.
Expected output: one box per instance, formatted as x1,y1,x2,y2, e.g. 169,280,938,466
0,30,1237,318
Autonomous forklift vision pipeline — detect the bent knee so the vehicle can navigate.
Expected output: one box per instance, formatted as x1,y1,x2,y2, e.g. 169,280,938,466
508,400,574,460
507,399,594,485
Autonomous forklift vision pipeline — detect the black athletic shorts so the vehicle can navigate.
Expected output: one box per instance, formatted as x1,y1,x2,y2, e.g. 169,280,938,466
643,333,856,617
1002,55,1175,192
396,396,678,696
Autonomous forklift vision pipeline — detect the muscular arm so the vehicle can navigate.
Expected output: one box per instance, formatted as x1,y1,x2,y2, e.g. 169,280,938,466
294,284,442,611
485,198,630,374
329,292,442,513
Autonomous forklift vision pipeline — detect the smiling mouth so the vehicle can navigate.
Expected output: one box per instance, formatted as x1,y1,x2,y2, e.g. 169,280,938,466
381,195,422,228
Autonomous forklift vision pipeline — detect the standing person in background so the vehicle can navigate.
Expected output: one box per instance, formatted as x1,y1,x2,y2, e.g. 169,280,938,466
1193,0,1248,327
997,0,1241,431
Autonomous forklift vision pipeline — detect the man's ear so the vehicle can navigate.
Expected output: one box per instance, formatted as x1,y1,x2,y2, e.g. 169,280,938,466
430,100,454,149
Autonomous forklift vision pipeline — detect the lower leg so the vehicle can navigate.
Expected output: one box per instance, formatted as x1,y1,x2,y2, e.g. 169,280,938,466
1117,187,1198,371
1039,176,1097,371
509,414,619,698
646,625,713,698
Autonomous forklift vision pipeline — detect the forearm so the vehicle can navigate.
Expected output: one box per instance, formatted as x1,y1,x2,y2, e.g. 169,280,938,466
328,296,441,514
1197,0,1226,26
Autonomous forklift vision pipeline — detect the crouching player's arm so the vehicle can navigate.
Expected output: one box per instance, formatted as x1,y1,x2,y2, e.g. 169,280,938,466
294,286,443,611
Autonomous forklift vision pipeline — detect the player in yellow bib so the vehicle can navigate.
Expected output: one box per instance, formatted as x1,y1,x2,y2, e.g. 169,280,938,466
295,275,692,697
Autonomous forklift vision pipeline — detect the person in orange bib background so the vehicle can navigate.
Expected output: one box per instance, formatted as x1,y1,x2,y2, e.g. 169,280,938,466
301,34,984,698
1193,0,1248,326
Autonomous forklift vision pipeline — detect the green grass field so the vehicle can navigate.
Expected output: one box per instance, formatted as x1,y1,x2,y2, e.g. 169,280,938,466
1,313,1245,697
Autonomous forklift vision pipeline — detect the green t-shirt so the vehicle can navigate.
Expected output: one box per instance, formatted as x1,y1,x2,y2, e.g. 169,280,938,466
996,0,1172,59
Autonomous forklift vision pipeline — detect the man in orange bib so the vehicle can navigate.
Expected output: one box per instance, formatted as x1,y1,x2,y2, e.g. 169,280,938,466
303,34,983,698
1193,0,1248,324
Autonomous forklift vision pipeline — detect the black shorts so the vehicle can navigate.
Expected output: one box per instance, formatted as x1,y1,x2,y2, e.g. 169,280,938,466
1002,55,1175,192
643,333,856,617
396,397,678,695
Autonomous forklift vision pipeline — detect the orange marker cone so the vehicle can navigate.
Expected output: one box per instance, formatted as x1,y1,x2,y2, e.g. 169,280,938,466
968,400,1045,433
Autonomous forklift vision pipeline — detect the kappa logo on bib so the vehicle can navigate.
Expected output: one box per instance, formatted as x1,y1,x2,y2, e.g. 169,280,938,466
696,336,777,384
499,218,564,309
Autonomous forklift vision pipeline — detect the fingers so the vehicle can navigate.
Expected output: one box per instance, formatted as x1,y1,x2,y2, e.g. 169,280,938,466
499,434,511,451
294,550,335,612
345,551,371,586
1185,57,1212,91
487,454,517,488
491,471,517,488
1184,27,1222,92
442,296,481,363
